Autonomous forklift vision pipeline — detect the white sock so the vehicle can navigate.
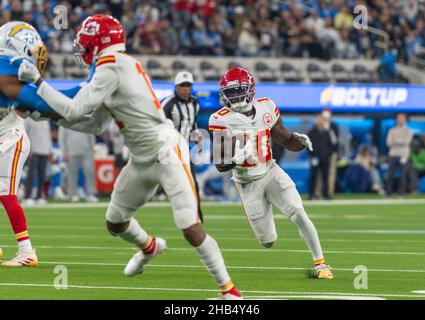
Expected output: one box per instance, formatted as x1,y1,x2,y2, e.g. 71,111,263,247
18,239,33,253
195,234,231,287
290,210,324,261
118,218,149,247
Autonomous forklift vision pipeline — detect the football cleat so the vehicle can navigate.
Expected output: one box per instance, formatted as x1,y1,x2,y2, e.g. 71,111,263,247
221,286,243,300
0,247,3,259
315,263,334,279
1,249,38,267
124,237,166,277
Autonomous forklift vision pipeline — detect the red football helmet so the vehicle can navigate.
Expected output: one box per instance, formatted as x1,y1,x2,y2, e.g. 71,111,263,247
74,14,126,66
219,67,255,112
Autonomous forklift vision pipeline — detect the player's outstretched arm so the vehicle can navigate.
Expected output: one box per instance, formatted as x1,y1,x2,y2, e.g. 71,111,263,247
57,106,111,135
0,75,57,116
18,59,118,121
271,120,310,152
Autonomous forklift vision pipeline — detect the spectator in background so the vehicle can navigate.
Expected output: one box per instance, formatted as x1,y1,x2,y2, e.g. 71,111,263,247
313,109,339,197
238,21,258,56
386,113,413,197
59,128,98,203
378,48,409,83
23,119,52,205
322,109,339,196
308,114,334,200
335,28,358,58
47,127,67,200
354,145,385,195
334,5,353,30
409,137,425,192
159,19,179,55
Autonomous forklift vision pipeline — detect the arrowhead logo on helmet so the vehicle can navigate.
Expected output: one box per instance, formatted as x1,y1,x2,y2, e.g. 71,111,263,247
219,68,255,113
73,14,126,67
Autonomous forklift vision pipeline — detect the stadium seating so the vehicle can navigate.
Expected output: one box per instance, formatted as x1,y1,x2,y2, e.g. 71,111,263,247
146,59,172,81
280,62,304,83
199,61,221,82
255,62,279,82
307,63,330,83
331,63,352,83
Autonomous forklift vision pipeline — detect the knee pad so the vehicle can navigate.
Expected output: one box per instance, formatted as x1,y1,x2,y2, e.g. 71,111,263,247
106,201,134,225
287,207,307,219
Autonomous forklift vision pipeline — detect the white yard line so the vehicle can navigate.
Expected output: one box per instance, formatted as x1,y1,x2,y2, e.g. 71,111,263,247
1,244,424,256
0,282,423,299
19,198,425,210
0,259,420,274
3,232,425,243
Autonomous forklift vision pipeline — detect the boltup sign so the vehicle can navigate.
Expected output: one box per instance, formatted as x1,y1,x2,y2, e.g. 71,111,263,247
319,86,408,107
47,80,425,113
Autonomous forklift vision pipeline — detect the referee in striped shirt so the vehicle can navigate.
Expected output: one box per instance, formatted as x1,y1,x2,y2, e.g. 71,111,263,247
161,71,203,221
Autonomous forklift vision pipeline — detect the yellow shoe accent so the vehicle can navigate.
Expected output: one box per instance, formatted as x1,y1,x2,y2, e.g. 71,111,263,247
0,248,3,259
316,264,334,279
1,249,38,267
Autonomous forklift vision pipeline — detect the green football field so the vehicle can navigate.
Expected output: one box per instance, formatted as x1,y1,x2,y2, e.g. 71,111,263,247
1,198,425,300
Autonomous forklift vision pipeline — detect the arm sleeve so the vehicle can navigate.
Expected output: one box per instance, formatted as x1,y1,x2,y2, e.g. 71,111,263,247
15,83,82,113
57,106,111,136
16,84,54,113
36,64,119,121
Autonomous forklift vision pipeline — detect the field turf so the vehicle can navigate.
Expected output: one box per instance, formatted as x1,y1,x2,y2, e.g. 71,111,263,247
1,199,425,300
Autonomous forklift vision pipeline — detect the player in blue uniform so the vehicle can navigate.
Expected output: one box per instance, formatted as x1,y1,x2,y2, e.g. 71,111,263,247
0,21,81,266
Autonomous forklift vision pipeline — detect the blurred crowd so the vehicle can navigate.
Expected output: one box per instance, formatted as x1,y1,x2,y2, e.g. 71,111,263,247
0,0,424,63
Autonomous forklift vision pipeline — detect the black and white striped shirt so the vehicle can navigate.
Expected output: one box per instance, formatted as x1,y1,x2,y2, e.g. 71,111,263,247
161,93,200,141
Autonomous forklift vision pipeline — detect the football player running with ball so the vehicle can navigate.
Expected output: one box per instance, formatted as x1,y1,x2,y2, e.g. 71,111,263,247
14,14,242,299
209,68,334,279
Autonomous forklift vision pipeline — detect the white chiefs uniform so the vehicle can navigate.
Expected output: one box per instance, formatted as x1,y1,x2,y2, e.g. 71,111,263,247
209,97,304,245
36,51,200,229
0,111,30,197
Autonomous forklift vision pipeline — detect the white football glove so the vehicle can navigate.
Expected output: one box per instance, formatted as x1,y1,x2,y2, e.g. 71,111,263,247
232,138,254,165
293,132,313,152
17,59,41,84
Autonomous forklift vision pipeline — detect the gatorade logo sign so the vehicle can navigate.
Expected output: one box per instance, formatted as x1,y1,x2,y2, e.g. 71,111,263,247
95,159,116,192
320,86,408,107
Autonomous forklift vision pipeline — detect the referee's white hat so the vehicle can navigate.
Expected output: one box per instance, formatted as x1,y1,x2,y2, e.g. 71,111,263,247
175,71,194,85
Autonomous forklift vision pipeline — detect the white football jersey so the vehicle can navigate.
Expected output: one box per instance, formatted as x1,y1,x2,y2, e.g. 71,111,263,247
37,51,174,164
0,111,24,133
209,97,281,183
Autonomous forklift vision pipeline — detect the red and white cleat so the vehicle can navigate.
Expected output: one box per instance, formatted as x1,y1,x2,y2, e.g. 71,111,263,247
221,286,243,300
124,237,167,277
1,249,38,267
